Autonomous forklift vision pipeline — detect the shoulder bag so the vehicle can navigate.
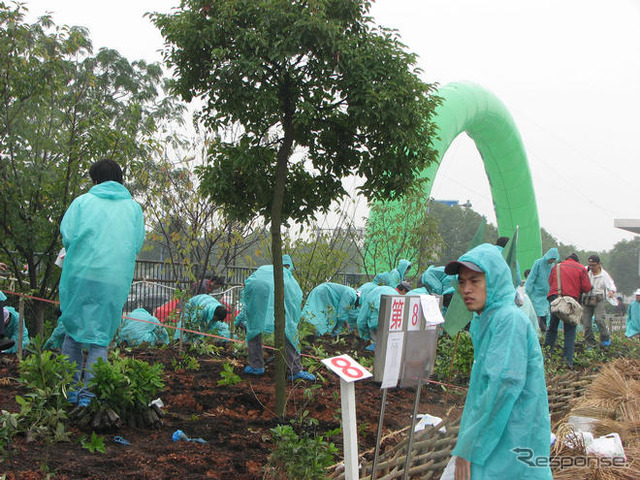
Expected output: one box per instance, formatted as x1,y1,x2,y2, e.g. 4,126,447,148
549,264,583,325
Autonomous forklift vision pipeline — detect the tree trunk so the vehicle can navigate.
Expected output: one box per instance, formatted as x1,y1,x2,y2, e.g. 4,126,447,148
271,73,296,419
34,303,45,338
271,152,290,419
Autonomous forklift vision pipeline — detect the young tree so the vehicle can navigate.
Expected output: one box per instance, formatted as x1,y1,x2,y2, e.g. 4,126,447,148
152,0,440,417
0,4,184,333
137,143,263,289
363,185,443,280
284,228,357,297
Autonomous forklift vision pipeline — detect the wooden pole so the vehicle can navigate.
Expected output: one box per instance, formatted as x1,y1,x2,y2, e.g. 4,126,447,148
443,331,460,407
340,378,359,480
17,296,25,358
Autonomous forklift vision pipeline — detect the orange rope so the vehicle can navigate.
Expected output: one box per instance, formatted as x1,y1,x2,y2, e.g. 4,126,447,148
2,289,467,390
2,290,60,305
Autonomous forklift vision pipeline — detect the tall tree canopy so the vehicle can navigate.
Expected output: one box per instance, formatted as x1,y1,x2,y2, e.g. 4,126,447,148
0,3,184,332
152,0,440,416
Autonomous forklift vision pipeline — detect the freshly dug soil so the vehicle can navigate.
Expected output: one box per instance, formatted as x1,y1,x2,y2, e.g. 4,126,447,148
0,336,463,479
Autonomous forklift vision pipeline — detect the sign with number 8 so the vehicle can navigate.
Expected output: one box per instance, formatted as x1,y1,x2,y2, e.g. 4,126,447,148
322,354,373,383
408,297,422,331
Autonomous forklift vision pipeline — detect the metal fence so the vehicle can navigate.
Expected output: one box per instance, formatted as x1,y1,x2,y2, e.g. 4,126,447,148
605,314,626,333
127,260,252,317
0,259,370,323
126,260,371,318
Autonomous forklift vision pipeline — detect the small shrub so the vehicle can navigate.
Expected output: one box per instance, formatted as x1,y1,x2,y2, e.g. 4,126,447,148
89,352,164,418
432,331,474,385
265,424,338,480
310,344,327,359
230,341,247,358
189,341,222,357
171,352,200,372
298,320,317,346
218,363,242,386
80,432,106,454
351,352,373,370
302,384,322,404
16,335,75,443
0,410,19,453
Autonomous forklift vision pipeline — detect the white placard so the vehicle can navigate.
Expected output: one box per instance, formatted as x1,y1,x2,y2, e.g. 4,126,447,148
322,354,373,383
388,296,406,332
420,294,444,325
408,297,422,331
381,332,405,388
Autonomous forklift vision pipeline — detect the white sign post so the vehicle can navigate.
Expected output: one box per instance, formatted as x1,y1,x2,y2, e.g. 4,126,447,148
322,354,372,480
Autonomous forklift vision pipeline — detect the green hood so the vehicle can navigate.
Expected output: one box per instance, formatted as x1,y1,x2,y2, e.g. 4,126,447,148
457,243,516,312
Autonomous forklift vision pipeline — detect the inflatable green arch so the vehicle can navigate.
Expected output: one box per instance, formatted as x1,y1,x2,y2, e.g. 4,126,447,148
368,81,542,271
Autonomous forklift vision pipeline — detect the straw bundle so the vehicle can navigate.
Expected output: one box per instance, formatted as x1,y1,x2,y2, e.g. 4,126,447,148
552,359,640,479
587,364,634,403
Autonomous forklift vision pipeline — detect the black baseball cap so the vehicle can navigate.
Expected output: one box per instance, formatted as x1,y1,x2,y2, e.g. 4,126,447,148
444,260,483,275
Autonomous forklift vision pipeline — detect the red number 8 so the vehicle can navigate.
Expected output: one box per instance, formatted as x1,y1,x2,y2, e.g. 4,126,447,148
331,357,363,379
411,303,420,326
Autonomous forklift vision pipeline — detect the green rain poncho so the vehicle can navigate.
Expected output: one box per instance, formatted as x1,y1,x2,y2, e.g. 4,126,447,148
407,266,456,316
451,244,551,479
524,248,559,317
421,266,455,296
389,259,412,287
235,265,303,350
626,300,640,337
356,285,398,340
406,287,428,296
179,295,230,342
2,306,30,353
301,283,358,335
117,308,170,346
59,181,145,347
357,272,392,305
282,254,294,270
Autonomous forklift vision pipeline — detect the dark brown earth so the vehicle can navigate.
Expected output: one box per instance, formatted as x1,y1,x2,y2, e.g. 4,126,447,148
0,336,464,479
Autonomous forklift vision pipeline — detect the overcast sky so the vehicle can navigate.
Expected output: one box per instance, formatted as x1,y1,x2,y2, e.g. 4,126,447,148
23,0,640,252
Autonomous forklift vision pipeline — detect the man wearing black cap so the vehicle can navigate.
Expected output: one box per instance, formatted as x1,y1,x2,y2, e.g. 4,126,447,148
583,255,616,347
444,243,551,480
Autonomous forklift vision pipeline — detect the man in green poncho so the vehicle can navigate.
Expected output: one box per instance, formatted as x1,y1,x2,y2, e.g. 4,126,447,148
235,255,315,381
524,248,559,333
389,258,412,287
444,244,551,480
59,159,145,407
301,282,359,336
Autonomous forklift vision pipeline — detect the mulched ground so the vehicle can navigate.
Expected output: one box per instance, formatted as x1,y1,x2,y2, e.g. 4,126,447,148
0,335,463,479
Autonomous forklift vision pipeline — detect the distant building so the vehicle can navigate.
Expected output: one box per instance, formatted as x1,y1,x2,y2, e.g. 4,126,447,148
433,199,473,208
614,219,640,235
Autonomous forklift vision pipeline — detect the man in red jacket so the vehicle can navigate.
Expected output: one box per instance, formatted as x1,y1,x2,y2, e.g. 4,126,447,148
544,253,591,368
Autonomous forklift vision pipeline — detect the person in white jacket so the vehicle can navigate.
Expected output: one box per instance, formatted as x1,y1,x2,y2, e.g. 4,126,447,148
582,255,616,347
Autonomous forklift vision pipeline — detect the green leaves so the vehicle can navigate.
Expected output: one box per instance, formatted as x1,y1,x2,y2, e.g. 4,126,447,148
88,352,165,417
432,331,475,385
153,0,440,419
217,362,242,386
0,3,184,305
15,335,75,443
266,424,339,480
152,0,440,225
80,432,107,454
